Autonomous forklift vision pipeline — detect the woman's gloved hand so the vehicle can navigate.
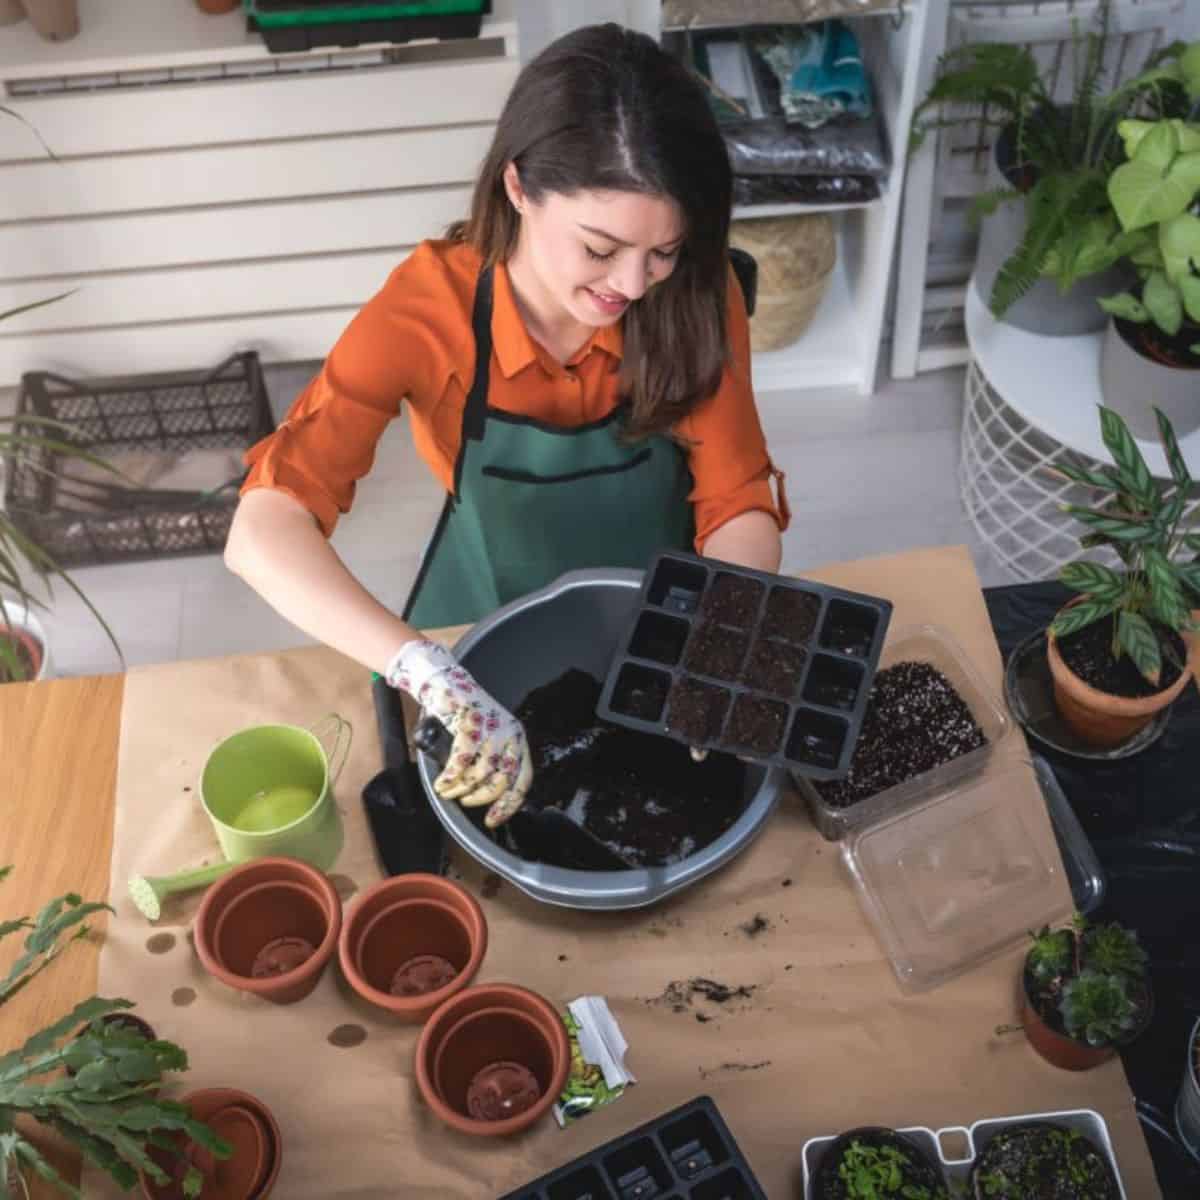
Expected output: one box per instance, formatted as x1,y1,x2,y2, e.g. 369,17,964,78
386,640,532,828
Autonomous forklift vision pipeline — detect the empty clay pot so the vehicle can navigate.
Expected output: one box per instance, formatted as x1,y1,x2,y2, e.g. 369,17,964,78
415,984,570,1137
194,857,341,1005
140,1086,281,1200
338,873,486,1022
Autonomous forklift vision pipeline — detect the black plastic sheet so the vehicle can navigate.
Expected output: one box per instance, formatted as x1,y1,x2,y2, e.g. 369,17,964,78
986,581,1200,1199
732,173,880,206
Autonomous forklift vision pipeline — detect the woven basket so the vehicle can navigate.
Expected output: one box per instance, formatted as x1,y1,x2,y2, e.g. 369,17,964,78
730,213,837,351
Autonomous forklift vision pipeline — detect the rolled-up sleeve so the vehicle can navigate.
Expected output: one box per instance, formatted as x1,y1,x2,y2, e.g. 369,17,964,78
677,266,791,552
241,243,458,536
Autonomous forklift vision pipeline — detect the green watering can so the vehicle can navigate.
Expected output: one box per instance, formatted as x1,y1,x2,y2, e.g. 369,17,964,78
130,715,350,921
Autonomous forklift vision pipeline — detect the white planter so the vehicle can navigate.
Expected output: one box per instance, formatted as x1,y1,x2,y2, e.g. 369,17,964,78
1177,1016,1200,1162
1,599,52,682
1100,319,1200,442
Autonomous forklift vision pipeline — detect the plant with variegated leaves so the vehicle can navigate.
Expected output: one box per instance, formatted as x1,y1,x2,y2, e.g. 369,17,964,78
0,866,228,1198
1051,405,1200,687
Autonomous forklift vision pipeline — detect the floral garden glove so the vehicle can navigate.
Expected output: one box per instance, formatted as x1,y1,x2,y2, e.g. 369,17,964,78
386,640,532,828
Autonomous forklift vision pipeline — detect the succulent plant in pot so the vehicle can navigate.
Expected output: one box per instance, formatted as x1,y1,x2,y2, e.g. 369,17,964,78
1046,404,1199,748
1000,914,1152,1072
1096,109,1200,439
911,5,1198,336
0,866,229,1197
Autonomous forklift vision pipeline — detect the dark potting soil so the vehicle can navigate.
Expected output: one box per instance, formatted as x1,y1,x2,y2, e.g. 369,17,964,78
971,1123,1119,1200
666,676,731,744
1058,615,1186,698
250,936,315,978
1114,310,1200,370
814,661,986,809
814,1129,948,1200
702,572,764,628
726,694,788,755
684,621,750,680
742,635,807,698
762,586,821,642
487,669,747,870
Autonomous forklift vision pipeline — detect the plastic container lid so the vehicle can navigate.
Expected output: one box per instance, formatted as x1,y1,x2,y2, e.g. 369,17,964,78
842,756,1074,993
1034,754,1106,916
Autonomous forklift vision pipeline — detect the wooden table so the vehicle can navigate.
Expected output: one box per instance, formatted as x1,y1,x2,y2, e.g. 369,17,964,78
1,559,1168,1197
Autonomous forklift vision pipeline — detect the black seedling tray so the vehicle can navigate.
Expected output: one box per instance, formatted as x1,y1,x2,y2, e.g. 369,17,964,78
499,1094,767,1200
597,552,892,780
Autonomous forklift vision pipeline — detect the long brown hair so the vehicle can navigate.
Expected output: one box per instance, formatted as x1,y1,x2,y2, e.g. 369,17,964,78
448,23,733,440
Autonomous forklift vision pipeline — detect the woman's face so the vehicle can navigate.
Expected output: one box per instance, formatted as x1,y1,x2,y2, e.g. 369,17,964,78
504,163,685,328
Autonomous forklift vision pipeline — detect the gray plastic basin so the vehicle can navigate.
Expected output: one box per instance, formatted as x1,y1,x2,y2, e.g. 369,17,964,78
415,568,783,910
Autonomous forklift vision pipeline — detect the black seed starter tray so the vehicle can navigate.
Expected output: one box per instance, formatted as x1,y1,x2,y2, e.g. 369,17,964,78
499,1094,767,1200
597,552,892,780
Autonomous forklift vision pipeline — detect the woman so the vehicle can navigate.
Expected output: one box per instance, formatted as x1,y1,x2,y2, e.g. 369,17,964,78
226,23,789,831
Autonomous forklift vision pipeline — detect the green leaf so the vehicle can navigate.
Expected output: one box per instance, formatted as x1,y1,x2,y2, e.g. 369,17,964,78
1118,609,1163,685
1177,561,1200,600
0,290,75,324
1051,598,1121,639
1064,506,1159,542
1133,119,1179,170
1047,460,1119,491
1156,408,1193,491
1143,269,1183,334
1061,560,1126,601
1145,547,1189,630
1099,406,1157,508
1182,43,1200,99
1179,275,1200,325
968,187,1019,228
1098,292,1149,322
1158,211,1200,283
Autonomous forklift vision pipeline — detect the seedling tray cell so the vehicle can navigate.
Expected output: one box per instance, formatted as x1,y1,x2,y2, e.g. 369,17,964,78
597,552,892,779
499,1095,766,1200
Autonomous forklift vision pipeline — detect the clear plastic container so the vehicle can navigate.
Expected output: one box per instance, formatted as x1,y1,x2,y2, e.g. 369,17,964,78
794,624,1013,841
1034,754,1106,915
841,756,1074,993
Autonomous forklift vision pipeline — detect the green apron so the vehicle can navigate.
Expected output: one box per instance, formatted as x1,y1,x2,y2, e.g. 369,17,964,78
404,265,694,628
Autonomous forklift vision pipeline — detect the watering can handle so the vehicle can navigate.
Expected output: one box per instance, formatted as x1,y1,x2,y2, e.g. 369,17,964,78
309,714,352,787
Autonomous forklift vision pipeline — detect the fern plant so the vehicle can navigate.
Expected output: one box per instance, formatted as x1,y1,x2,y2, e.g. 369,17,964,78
0,866,228,1198
1050,405,1200,687
911,3,1200,318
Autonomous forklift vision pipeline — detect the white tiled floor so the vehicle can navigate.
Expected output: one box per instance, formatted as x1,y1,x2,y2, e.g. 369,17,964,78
9,360,1012,678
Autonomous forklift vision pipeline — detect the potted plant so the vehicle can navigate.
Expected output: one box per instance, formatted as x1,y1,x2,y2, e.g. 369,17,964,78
911,5,1198,335
1096,110,1200,439
809,1127,950,1199
1047,405,1198,747
1000,914,1152,1072
1177,1015,1200,1161
0,865,229,1197
971,1122,1121,1198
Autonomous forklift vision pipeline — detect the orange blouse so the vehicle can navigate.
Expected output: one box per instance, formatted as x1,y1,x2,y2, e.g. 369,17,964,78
241,239,789,550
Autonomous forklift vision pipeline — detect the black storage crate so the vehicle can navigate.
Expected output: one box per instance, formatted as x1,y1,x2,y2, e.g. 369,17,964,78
597,551,892,780
247,1,491,52
500,1095,767,1200
3,352,274,568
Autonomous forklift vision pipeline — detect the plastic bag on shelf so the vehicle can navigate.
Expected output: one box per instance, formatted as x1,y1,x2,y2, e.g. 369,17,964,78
663,0,900,25
722,114,889,178
733,173,880,206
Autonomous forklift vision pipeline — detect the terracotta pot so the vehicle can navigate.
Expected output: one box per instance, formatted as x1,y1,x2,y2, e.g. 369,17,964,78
415,984,570,1137
1019,961,1152,1072
0,626,43,683
140,1086,281,1200
1046,608,1192,748
22,0,78,40
0,0,25,28
195,0,240,12
194,857,341,1005
337,873,486,1022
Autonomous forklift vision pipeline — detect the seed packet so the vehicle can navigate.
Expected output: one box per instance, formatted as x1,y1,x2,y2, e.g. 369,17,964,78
554,996,636,1127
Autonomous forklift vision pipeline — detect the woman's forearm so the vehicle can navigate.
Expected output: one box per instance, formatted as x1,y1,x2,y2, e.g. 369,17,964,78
700,509,782,573
224,488,422,675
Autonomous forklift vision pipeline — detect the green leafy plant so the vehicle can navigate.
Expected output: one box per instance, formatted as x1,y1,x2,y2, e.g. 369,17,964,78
973,1127,1116,1198
1097,112,1200,350
911,5,1200,317
836,1139,949,1199
0,866,229,1198
1011,914,1149,1050
0,112,120,683
1050,405,1200,686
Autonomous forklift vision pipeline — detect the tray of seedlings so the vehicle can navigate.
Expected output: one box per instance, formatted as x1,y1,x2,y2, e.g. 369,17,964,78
597,551,892,780
500,1093,767,1199
802,1108,1126,1199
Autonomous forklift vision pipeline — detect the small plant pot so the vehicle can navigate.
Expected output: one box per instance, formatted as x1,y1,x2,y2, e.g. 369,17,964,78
1175,1016,1200,1162
140,1086,281,1200
338,873,486,1022
415,984,570,1137
194,857,341,1005
1100,316,1200,441
1046,614,1190,748
809,1125,948,1199
969,1120,1121,1198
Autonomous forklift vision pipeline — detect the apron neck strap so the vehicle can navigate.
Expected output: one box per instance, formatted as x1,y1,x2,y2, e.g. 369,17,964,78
462,264,495,447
